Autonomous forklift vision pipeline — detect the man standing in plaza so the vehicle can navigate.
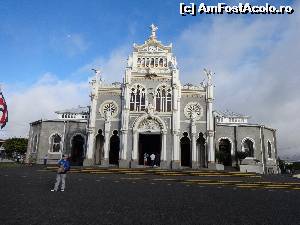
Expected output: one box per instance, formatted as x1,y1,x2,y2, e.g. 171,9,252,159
51,154,70,192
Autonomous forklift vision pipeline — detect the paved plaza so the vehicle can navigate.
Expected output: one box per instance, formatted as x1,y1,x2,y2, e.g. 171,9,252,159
1,165,300,225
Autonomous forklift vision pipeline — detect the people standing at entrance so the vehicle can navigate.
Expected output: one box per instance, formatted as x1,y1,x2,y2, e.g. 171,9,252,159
150,153,156,167
143,153,149,166
43,154,48,166
51,154,70,192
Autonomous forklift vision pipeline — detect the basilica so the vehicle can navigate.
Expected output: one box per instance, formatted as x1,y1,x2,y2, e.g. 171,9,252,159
26,25,279,174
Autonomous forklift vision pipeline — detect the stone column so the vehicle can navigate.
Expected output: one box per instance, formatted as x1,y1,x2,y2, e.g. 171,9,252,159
172,131,180,169
131,130,139,167
206,83,215,163
191,115,197,168
101,115,111,166
171,78,181,170
84,71,102,166
160,130,168,169
119,81,130,168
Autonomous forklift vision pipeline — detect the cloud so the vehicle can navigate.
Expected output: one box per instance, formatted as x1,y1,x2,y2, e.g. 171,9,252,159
73,45,130,83
50,33,89,57
0,73,89,139
0,45,130,139
174,9,299,157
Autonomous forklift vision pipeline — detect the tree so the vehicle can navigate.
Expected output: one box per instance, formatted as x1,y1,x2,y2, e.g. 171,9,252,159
3,138,28,157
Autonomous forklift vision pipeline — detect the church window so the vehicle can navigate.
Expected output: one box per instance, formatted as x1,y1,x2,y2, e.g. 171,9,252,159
155,58,158,67
141,58,145,67
156,85,172,112
242,138,254,157
159,58,163,67
50,134,62,153
146,58,150,67
32,135,38,153
130,84,146,111
137,58,141,67
267,141,272,158
163,58,167,67
150,58,154,67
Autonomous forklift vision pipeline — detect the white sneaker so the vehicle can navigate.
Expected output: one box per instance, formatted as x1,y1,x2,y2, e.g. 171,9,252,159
61,189,64,192
50,189,56,192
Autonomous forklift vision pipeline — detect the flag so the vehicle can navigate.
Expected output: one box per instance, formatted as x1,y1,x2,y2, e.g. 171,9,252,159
0,90,8,129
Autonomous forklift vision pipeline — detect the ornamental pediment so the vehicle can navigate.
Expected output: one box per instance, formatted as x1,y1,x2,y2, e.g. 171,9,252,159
133,39,172,53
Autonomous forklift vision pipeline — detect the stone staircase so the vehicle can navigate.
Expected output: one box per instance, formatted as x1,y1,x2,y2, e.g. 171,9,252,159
46,166,260,178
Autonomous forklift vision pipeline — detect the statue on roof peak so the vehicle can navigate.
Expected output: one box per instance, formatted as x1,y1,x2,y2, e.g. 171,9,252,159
150,24,158,39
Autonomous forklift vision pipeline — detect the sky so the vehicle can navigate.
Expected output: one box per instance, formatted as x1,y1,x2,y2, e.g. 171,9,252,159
0,0,299,159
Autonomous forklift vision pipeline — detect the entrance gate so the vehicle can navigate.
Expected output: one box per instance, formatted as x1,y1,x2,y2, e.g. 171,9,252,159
139,134,161,166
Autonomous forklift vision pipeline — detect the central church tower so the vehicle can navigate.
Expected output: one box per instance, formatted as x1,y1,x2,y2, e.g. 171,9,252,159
119,24,182,168
85,25,214,169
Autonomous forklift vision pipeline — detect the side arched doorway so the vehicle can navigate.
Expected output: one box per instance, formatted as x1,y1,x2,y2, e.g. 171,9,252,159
71,135,85,166
218,139,232,166
95,129,104,164
181,132,191,167
109,130,120,165
197,132,206,168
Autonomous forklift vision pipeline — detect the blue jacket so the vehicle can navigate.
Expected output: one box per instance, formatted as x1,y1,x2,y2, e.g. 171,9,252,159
57,159,70,174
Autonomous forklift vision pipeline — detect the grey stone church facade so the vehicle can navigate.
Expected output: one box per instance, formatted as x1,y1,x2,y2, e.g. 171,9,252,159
26,25,279,174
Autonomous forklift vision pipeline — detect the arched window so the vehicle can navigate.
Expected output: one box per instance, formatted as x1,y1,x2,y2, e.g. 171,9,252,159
156,85,172,112
159,58,163,67
242,138,254,157
267,141,272,158
130,84,146,111
137,58,141,67
50,134,62,153
150,58,154,67
32,135,38,153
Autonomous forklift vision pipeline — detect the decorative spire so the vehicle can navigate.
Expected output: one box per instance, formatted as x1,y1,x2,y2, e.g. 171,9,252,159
150,24,158,40
91,68,102,82
204,68,214,86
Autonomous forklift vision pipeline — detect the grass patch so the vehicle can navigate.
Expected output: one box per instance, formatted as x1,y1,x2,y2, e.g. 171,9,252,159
0,162,24,168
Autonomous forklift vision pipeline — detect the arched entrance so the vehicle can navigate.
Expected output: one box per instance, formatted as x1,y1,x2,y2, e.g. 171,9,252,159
95,129,104,164
197,132,206,168
131,113,167,167
109,130,120,165
181,132,191,167
139,133,161,166
218,139,232,166
71,135,85,166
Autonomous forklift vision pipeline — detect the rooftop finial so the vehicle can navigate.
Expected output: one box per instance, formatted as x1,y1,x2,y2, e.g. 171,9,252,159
91,68,102,81
150,24,158,39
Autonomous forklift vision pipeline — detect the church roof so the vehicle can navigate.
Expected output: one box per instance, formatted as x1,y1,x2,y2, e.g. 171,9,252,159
214,110,250,118
55,106,89,114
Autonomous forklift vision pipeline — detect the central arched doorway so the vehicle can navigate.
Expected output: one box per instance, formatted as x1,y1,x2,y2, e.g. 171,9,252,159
139,133,161,166
181,132,191,167
71,135,85,166
218,139,232,166
131,114,167,167
109,130,120,165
